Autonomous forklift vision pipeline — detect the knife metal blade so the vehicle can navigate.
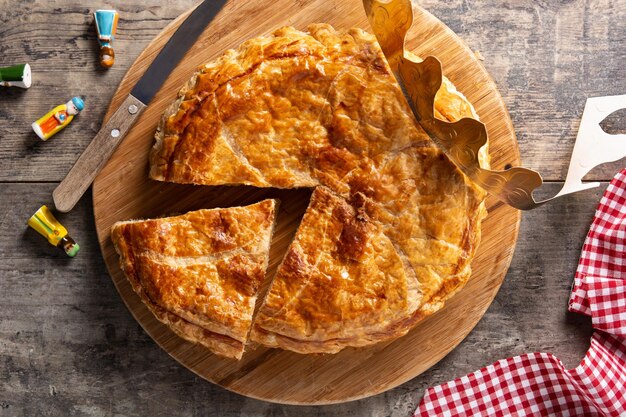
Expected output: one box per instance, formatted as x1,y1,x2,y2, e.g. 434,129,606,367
53,0,227,213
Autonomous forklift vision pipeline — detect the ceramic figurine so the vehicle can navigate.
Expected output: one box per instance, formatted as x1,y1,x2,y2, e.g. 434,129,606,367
0,63,31,88
27,205,80,257
32,97,84,141
94,10,119,68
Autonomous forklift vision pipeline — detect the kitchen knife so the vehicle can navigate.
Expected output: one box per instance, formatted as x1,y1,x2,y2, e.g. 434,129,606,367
53,0,227,213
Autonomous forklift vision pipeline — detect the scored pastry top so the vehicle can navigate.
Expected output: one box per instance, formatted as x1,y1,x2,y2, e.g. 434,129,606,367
146,24,488,354
111,199,278,359
150,24,485,188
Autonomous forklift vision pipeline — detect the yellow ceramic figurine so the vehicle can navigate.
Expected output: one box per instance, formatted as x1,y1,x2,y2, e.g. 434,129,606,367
32,97,84,141
28,205,80,257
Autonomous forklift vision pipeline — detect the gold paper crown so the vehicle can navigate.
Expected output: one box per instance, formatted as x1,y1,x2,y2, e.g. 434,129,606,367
364,0,547,210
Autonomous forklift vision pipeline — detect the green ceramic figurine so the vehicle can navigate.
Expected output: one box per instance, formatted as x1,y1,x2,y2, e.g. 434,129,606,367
0,63,31,88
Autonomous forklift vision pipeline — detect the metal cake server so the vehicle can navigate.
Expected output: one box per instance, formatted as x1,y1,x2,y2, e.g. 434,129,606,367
364,0,626,210
53,0,227,213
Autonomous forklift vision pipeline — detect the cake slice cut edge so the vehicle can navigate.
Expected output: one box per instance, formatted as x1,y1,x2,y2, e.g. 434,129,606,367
110,199,279,360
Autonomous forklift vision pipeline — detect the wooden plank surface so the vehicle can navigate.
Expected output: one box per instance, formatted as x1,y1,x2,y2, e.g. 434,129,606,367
0,0,625,182
0,183,594,416
0,0,623,414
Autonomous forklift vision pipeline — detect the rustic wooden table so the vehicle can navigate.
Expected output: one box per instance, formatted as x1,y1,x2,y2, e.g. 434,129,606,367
1,0,624,416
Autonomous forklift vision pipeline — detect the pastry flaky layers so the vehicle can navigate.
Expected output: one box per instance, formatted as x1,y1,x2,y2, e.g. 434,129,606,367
111,200,278,360
147,24,489,355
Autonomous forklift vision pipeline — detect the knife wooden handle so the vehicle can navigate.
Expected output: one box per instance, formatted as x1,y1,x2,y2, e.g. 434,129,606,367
53,94,146,213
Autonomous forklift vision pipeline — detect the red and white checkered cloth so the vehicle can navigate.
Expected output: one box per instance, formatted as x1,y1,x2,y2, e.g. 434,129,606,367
570,169,626,335
415,332,625,417
414,169,626,417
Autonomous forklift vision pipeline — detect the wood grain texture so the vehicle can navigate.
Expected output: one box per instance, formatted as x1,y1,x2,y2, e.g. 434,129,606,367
92,0,520,405
1,0,625,182
0,0,620,414
0,0,198,183
53,95,146,213
0,183,594,416
419,0,626,181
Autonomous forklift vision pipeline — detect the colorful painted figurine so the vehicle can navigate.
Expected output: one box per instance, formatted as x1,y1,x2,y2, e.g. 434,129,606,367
32,97,84,141
0,63,31,88
28,205,80,257
94,10,119,68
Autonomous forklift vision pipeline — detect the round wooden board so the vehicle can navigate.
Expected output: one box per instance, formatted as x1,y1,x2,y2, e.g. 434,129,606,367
93,0,521,405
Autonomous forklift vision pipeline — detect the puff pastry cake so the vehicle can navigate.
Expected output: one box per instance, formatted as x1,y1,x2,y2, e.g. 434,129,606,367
148,24,488,354
110,199,278,359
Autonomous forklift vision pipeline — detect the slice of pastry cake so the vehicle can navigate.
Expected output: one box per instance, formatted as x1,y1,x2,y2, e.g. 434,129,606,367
250,187,422,353
110,199,278,359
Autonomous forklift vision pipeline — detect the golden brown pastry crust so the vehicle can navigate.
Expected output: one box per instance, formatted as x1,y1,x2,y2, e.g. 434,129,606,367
111,199,278,359
150,24,489,354
250,187,424,352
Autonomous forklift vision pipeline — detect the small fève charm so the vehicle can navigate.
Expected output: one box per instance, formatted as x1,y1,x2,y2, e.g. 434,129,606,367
32,97,84,141
94,10,119,68
0,63,31,88
28,205,80,257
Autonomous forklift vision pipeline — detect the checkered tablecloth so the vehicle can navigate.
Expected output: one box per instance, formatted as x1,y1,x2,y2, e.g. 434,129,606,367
414,169,626,417
569,169,626,336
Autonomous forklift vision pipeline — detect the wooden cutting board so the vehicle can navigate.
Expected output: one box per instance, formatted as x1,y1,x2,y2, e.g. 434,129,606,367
93,0,521,405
